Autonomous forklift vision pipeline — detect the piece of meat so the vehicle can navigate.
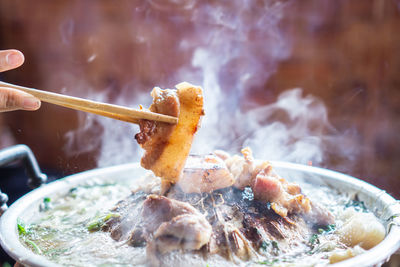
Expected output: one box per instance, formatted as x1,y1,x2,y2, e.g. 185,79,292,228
222,148,333,223
135,88,179,147
136,82,204,183
142,195,212,253
177,154,235,193
252,168,284,202
252,168,313,218
104,192,148,242
153,214,211,253
225,147,270,190
303,202,335,226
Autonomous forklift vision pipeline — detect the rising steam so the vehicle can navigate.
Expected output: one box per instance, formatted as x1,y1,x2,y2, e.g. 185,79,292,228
64,0,356,170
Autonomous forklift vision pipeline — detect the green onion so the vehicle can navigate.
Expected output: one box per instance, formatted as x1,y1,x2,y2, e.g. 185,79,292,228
318,224,336,234
309,234,320,246
25,239,42,254
271,240,279,250
260,240,269,251
86,213,120,231
257,259,279,265
17,218,26,235
345,199,367,212
40,197,52,211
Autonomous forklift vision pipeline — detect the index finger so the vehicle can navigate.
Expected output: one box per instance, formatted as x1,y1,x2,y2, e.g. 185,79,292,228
0,49,25,72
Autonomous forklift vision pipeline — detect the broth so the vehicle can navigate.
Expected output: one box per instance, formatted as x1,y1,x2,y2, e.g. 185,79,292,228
17,173,386,267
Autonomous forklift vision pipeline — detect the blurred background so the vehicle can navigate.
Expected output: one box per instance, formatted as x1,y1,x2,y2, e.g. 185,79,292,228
0,0,399,266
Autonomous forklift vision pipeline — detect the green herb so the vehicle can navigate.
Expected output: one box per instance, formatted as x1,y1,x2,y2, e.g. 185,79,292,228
307,234,321,255
86,213,120,231
25,239,42,254
345,199,367,212
2,262,12,267
40,197,52,211
17,218,27,235
271,240,279,250
259,240,279,251
260,240,269,250
318,224,336,234
257,259,279,265
68,187,78,198
309,234,320,246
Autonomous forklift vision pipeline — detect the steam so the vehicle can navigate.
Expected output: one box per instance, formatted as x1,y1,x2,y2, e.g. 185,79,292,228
178,1,291,152
64,0,356,170
180,0,356,168
240,89,356,167
64,85,147,166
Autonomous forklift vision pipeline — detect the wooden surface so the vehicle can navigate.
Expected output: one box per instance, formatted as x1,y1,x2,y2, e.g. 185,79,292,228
0,0,399,201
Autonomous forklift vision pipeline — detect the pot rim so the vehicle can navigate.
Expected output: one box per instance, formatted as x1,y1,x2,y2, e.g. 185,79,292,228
0,162,399,267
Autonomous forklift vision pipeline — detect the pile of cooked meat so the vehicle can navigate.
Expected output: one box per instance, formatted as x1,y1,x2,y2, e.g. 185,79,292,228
104,148,334,266
109,83,335,265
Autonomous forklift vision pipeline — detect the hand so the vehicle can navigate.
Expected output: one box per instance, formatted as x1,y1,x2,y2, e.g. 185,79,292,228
0,49,41,112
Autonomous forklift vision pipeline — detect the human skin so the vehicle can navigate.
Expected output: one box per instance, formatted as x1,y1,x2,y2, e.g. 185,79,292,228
0,49,40,112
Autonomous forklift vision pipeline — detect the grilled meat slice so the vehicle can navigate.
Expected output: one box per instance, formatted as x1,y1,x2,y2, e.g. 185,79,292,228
136,82,204,183
142,195,212,253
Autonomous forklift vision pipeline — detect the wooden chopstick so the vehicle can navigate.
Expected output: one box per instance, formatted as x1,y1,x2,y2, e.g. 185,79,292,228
0,81,178,124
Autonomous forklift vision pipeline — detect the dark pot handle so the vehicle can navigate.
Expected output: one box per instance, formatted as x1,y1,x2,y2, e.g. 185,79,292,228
0,144,47,215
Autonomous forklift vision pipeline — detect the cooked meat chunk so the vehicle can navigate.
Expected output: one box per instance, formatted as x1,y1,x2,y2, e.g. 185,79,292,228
252,167,312,218
135,88,179,176
177,154,235,193
225,147,269,190
223,148,333,224
153,214,211,253
252,167,284,202
304,202,335,226
104,192,148,243
136,82,204,183
142,195,212,253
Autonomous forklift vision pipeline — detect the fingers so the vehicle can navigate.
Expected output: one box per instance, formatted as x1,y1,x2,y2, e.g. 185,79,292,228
0,87,41,112
0,50,33,112
0,49,25,72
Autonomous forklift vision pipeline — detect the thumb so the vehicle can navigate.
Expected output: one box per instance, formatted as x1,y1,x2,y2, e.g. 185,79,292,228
0,87,41,112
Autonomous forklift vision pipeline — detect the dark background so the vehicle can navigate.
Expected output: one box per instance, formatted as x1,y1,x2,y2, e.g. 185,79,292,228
0,0,399,266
